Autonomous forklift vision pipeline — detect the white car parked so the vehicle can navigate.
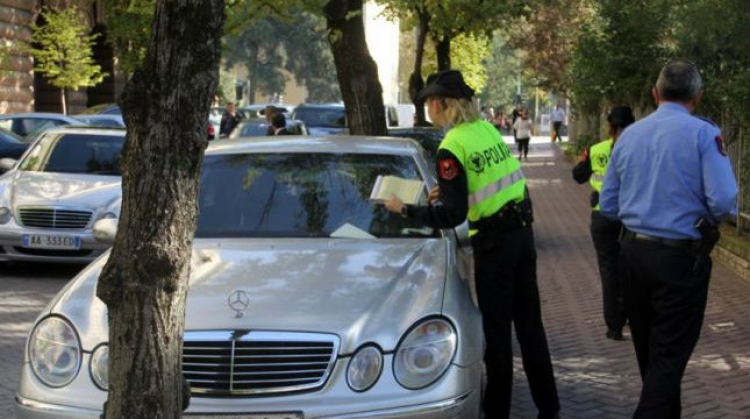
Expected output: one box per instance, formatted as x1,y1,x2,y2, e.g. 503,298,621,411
15,135,483,418
0,127,123,264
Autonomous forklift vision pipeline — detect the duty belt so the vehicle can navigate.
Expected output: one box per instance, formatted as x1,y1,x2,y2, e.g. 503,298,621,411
623,230,694,249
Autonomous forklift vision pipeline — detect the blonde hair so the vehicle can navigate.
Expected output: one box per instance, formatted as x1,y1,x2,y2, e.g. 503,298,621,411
442,97,481,126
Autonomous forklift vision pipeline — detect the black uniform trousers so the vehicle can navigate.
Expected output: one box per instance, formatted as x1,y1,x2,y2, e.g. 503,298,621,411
473,225,560,419
620,235,711,419
590,211,626,335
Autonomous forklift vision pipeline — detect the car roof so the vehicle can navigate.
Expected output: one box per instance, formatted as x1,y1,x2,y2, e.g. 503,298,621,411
207,135,421,156
294,103,345,109
39,126,127,137
0,113,83,121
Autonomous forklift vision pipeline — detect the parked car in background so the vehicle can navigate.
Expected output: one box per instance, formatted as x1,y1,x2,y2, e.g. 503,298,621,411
0,113,86,142
0,128,30,169
77,103,121,115
293,104,400,136
72,114,126,128
387,126,445,162
240,103,294,119
0,127,124,265
15,136,483,419
292,103,348,135
228,117,309,138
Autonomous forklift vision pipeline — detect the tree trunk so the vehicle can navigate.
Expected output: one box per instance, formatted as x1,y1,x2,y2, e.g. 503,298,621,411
95,1,224,418
435,35,451,71
60,87,66,115
410,9,429,126
324,0,386,135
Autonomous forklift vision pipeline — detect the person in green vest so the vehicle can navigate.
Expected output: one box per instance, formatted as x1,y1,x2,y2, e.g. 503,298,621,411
572,106,635,340
384,70,560,419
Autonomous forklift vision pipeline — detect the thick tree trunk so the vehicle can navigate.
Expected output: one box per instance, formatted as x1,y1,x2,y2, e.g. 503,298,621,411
95,1,224,418
435,35,451,71
324,0,386,136
410,10,429,126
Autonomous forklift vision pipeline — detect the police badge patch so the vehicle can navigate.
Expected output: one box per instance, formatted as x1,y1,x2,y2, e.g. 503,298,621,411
715,135,727,156
439,157,459,180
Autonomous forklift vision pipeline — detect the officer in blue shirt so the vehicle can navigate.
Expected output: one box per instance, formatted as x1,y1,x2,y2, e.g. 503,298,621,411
600,61,738,419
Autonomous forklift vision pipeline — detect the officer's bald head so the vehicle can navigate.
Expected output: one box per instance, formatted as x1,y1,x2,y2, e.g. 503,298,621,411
655,61,702,103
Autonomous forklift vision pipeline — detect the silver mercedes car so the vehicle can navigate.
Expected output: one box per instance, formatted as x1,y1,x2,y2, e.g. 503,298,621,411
15,136,484,418
0,127,123,264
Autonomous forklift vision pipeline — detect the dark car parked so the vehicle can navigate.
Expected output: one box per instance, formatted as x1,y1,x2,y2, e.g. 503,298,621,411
228,118,309,138
0,128,30,172
387,126,445,162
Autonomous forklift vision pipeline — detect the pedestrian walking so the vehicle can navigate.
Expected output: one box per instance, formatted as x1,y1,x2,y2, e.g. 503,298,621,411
384,69,560,419
572,106,635,341
551,104,565,142
599,60,738,419
513,108,532,159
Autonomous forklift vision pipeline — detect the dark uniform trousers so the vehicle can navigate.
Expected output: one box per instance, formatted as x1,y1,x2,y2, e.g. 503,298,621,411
620,235,711,419
473,225,560,419
590,211,627,334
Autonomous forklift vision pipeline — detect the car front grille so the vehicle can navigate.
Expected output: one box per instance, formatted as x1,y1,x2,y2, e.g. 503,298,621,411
18,207,93,229
183,330,339,396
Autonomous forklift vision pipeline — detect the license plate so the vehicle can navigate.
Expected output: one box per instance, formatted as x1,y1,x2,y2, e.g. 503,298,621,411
187,414,303,419
21,234,81,250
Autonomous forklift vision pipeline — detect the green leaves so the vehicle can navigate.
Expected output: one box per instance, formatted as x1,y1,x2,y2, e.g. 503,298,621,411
29,6,105,110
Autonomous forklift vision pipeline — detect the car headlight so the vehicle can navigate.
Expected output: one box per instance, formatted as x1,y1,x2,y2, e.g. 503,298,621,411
89,344,109,390
346,345,383,392
0,207,11,224
394,318,457,389
29,316,81,388
96,211,118,221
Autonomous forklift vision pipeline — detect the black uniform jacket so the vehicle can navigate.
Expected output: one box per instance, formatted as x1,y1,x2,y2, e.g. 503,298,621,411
407,148,469,229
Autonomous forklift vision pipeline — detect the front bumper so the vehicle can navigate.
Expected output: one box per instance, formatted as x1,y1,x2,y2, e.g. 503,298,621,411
0,228,108,264
16,355,482,419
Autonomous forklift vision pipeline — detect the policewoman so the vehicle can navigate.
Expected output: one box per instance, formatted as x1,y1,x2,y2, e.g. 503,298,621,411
385,70,560,419
600,61,737,418
572,106,635,341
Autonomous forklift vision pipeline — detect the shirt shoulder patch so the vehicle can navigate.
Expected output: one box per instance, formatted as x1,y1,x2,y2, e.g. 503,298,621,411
715,135,727,156
439,157,460,181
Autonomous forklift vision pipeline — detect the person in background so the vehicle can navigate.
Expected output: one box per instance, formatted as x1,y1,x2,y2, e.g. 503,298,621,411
493,109,510,134
551,104,565,143
572,106,635,341
271,113,291,135
600,60,737,418
264,105,279,136
219,102,242,137
384,69,560,419
513,108,532,160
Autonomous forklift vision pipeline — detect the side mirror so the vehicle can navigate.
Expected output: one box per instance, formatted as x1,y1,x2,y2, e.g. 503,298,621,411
93,218,118,245
0,158,17,172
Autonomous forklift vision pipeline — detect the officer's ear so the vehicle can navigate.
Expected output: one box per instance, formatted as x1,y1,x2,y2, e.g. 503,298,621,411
688,89,704,112
651,86,660,105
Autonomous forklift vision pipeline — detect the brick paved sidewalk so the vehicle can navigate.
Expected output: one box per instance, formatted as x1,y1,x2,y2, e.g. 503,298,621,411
510,142,750,418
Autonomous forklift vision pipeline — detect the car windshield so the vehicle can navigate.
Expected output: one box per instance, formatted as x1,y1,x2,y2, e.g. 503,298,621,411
293,108,346,128
196,152,437,239
17,133,124,175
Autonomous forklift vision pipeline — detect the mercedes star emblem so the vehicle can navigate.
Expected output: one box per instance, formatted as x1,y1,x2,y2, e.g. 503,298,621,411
227,289,250,318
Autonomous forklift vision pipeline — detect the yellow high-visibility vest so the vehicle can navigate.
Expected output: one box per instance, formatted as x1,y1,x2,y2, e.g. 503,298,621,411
439,120,526,235
589,138,613,211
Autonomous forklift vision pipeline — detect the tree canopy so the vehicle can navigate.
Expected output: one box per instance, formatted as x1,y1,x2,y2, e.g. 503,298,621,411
29,6,105,114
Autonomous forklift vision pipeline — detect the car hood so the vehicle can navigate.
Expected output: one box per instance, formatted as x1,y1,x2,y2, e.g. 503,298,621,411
51,239,450,354
2,171,121,209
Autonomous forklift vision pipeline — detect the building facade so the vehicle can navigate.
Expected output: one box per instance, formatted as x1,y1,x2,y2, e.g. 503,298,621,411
0,0,115,115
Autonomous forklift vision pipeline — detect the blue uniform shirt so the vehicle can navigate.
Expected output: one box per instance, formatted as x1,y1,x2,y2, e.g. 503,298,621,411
600,102,738,240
